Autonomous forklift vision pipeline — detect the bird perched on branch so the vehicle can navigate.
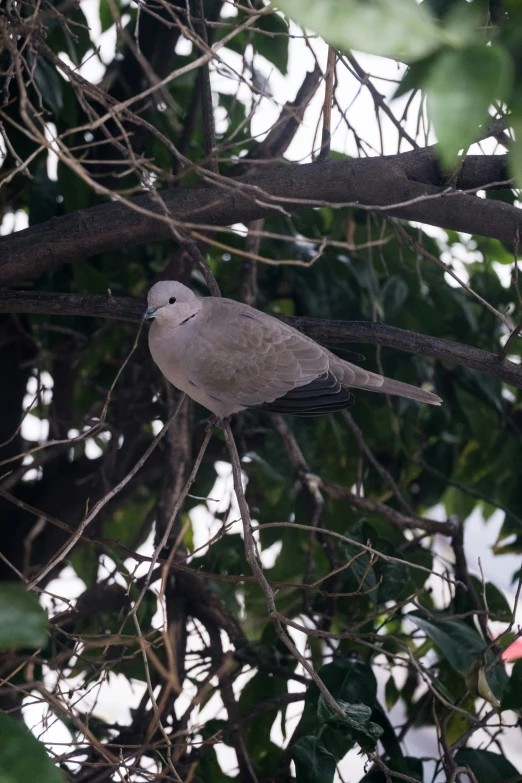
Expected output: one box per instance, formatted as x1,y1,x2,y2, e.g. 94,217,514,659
143,281,441,418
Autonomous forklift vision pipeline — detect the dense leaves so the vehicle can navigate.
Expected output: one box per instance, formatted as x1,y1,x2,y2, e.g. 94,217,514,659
275,0,448,62
293,735,337,783
454,748,520,782
293,661,383,782
425,44,513,165
407,614,487,676
278,0,520,176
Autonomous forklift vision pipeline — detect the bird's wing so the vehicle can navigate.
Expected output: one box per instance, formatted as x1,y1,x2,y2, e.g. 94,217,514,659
186,299,353,413
186,299,441,411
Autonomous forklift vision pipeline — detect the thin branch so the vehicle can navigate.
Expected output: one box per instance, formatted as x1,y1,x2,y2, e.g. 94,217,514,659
128,422,213,619
341,53,419,150
321,476,455,536
222,421,347,719
502,227,522,358
268,414,329,603
341,410,414,515
230,63,322,176
27,395,186,589
240,218,263,305
319,47,336,161
393,221,511,329
256,522,464,590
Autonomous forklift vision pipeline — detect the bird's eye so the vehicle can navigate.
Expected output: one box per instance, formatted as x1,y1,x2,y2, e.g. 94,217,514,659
169,297,176,304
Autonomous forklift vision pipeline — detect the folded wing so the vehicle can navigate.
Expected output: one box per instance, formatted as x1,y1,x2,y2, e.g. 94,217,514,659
186,298,440,414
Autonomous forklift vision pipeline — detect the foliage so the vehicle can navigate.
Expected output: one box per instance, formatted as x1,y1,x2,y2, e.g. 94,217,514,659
0,1,522,782
278,0,518,171
0,713,65,783
0,584,49,652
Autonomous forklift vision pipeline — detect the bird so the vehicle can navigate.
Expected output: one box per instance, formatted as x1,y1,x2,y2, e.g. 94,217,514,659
142,281,441,418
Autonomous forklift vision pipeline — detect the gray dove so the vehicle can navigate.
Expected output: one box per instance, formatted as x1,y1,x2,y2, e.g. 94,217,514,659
143,281,441,418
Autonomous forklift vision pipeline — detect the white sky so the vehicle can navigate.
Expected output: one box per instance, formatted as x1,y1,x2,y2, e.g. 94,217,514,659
5,1,522,779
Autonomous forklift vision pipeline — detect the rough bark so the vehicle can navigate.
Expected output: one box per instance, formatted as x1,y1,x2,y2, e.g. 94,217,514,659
0,153,515,285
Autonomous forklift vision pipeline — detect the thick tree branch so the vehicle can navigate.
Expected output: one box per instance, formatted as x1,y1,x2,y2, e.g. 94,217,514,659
0,152,516,285
1,290,521,388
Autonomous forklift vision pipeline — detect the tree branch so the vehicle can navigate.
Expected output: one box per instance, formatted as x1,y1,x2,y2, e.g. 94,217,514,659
191,0,218,174
0,152,517,285
229,63,322,176
223,420,347,720
1,290,521,388
320,478,455,536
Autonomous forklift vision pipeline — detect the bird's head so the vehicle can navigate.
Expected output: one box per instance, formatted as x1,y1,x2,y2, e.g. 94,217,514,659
142,281,202,327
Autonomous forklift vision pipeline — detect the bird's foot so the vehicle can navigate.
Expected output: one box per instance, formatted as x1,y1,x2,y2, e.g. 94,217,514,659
205,414,218,432
205,415,230,432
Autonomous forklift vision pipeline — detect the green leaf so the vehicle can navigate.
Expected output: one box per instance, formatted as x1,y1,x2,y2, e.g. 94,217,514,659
0,712,65,783
99,0,117,32
238,673,286,759
466,661,501,708
73,262,110,295
69,544,99,588
371,705,403,760
377,556,412,604
46,8,92,66
318,658,378,707
194,746,235,782
340,522,413,605
103,497,154,550
0,584,48,651
34,59,63,116
244,450,286,483
319,727,353,766
298,659,378,758
454,748,520,782
29,168,60,227
254,12,289,75
408,613,485,676
385,675,400,711
424,0,458,18
317,697,371,727
501,659,522,711
470,578,511,622
381,275,409,322
292,735,336,783
274,0,447,63
394,56,437,99
317,696,384,752
426,45,513,167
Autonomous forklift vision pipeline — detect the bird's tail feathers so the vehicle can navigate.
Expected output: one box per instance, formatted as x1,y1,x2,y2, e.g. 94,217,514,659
369,377,441,406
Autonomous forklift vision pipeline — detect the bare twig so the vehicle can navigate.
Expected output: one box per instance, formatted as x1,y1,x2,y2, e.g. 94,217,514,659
223,421,347,719
27,395,186,588
319,47,336,161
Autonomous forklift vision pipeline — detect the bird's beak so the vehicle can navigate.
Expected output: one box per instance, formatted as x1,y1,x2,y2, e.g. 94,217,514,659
142,306,158,322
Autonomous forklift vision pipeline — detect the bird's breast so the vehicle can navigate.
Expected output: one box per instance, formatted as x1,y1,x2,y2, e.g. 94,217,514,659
148,323,190,388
